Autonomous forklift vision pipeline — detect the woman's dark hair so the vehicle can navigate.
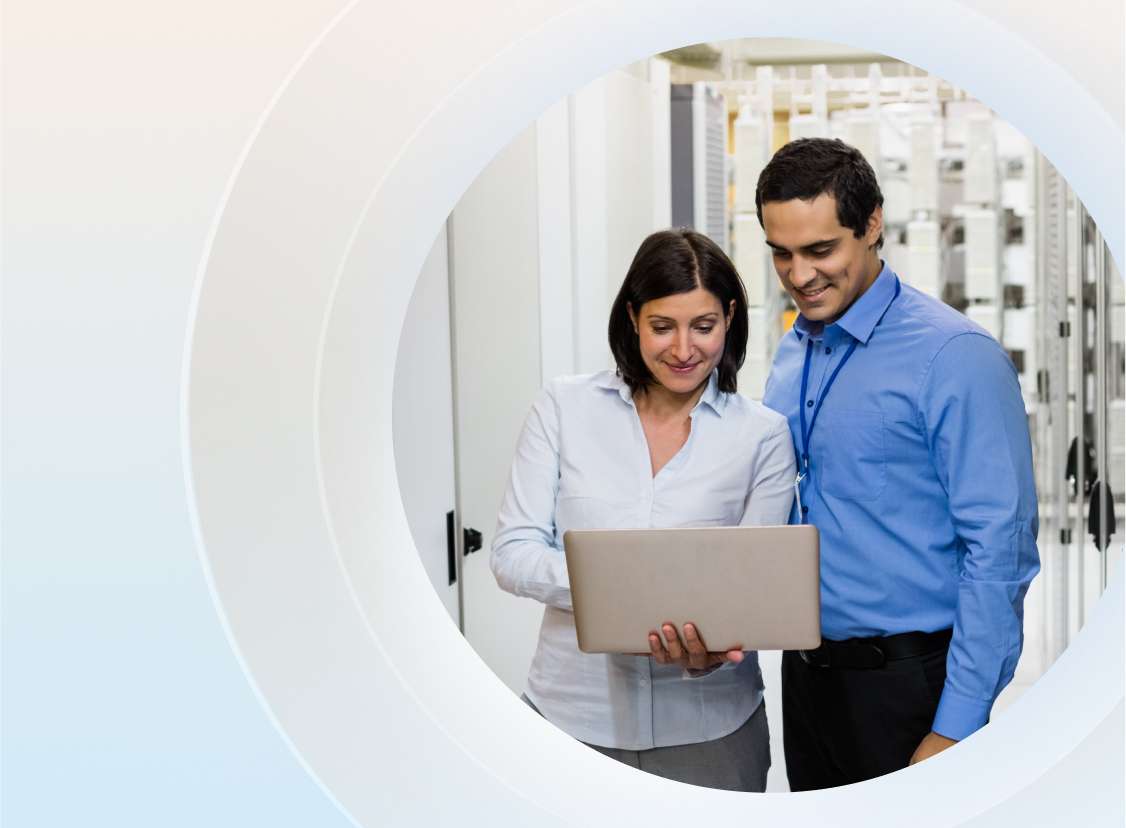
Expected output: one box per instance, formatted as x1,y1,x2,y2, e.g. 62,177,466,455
755,137,884,249
608,228,748,395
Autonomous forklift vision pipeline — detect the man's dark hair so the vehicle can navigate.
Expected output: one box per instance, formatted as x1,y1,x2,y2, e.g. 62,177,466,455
755,137,884,249
608,228,748,395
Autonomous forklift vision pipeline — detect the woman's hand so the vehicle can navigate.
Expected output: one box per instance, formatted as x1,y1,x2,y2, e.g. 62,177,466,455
647,622,744,671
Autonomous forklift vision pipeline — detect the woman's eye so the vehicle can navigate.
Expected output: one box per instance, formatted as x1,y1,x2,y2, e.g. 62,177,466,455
695,326,715,335
651,326,671,334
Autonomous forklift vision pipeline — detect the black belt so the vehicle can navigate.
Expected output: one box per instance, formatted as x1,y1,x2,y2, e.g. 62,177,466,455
797,628,953,670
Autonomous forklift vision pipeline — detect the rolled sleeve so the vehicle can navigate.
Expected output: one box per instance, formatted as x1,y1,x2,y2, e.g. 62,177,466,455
490,382,573,611
920,333,1040,740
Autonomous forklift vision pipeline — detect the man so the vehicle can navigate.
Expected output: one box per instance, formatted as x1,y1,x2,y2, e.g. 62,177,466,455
757,137,1040,791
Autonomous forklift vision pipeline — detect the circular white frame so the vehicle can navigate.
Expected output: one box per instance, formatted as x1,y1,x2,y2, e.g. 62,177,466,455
184,1,1125,825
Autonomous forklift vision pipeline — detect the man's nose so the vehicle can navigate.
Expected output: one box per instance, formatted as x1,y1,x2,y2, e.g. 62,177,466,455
791,256,818,288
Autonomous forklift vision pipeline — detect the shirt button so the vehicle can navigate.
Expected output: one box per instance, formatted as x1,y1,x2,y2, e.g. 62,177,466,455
801,506,809,514
825,347,832,354
806,400,814,408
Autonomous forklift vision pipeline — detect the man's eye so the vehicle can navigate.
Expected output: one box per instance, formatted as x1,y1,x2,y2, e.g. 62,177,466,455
772,250,791,259
810,248,832,258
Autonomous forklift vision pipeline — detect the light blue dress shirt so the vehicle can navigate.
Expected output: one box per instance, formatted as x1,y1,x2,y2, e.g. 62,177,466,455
491,370,795,750
762,263,1040,741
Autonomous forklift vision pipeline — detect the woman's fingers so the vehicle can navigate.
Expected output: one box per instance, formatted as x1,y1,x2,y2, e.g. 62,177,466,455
681,623,711,670
661,623,685,662
651,624,741,668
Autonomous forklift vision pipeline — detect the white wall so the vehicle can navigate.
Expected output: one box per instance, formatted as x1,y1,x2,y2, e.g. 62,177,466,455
604,64,670,318
570,78,613,374
536,98,575,382
573,60,672,374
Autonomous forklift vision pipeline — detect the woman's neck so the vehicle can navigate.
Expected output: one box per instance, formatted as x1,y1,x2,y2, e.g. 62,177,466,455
634,377,709,421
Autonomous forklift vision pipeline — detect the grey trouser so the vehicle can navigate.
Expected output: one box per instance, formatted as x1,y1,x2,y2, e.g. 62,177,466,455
522,694,770,792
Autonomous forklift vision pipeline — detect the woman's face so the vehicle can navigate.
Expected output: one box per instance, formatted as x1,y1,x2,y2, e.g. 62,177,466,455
629,287,733,396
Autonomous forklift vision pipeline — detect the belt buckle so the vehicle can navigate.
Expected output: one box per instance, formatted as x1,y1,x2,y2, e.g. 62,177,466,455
799,645,830,668
859,642,887,669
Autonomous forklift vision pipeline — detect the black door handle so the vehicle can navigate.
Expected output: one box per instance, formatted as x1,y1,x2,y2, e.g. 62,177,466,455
1066,436,1097,497
445,510,457,585
464,527,483,556
1087,480,1118,552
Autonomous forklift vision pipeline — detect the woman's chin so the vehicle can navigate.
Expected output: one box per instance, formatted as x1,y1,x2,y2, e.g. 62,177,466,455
656,369,706,394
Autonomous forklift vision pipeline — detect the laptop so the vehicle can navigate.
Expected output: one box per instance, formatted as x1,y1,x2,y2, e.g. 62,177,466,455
563,525,820,654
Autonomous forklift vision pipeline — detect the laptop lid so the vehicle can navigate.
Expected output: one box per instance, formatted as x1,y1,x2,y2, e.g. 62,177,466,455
563,525,820,654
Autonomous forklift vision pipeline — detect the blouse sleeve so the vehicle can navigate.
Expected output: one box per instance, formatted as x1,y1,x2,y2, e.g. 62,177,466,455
489,382,573,611
740,414,797,526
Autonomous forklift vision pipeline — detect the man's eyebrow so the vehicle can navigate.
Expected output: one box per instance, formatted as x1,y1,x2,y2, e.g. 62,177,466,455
765,238,839,253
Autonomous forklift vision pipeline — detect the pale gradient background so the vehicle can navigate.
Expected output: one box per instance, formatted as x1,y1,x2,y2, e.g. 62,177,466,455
3,1,1123,826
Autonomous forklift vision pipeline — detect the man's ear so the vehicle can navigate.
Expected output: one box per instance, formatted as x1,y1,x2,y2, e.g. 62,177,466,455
866,205,884,248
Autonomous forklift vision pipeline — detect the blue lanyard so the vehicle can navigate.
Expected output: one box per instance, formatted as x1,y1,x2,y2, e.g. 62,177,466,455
797,278,901,477
799,338,857,474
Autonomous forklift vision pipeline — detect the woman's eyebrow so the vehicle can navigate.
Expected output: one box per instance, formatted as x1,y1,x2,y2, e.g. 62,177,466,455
645,312,720,322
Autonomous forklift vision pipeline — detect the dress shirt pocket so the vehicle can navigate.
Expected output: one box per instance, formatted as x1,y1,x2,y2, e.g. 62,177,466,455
820,408,887,501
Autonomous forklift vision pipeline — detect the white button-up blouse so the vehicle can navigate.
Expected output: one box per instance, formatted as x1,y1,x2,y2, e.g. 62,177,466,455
490,370,796,750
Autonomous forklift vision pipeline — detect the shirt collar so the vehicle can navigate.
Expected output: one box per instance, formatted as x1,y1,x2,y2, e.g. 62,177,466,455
597,369,728,417
792,261,897,346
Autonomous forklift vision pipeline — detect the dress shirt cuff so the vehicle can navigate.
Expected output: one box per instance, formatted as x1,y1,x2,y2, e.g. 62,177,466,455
932,686,991,740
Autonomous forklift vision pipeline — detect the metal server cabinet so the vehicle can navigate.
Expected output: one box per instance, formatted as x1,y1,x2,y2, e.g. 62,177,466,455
671,83,728,251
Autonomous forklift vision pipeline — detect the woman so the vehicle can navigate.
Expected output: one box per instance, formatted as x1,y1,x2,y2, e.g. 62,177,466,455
490,229,795,791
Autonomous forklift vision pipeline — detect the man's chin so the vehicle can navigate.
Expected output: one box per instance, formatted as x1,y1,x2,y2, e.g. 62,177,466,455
798,304,836,322
790,294,833,320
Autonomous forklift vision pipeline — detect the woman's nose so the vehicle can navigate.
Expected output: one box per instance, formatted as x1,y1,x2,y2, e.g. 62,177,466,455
671,332,692,360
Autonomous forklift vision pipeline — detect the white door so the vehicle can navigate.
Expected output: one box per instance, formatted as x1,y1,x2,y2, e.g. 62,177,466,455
448,125,547,692
393,225,460,624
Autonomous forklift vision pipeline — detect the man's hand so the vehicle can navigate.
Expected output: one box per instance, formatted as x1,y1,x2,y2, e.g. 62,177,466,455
909,731,958,765
647,622,744,671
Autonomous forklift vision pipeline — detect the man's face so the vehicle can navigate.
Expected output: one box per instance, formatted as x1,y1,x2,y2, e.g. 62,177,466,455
761,193,883,325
